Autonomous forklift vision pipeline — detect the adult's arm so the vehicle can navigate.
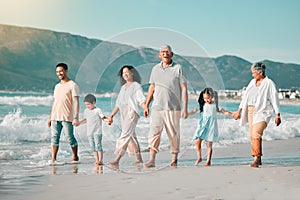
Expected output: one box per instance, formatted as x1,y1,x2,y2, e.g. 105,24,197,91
72,96,80,126
144,83,155,117
181,82,188,119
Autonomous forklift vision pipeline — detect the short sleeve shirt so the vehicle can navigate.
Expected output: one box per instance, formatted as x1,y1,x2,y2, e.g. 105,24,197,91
51,80,79,122
149,61,186,110
84,107,105,136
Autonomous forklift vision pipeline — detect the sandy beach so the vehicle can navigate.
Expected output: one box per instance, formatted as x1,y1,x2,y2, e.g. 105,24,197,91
4,138,299,200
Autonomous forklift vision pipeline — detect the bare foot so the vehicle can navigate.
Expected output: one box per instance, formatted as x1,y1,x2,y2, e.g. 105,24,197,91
108,162,119,170
170,159,178,167
194,158,202,166
250,157,260,168
250,161,259,168
134,160,143,165
202,162,211,166
257,157,262,165
144,161,155,168
95,161,103,166
71,156,79,162
98,161,103,165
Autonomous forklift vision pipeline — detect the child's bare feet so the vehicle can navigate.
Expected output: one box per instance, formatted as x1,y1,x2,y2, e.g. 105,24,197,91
194,158,202,166
144,161,155,168
96,161,103,165
203,162,211,166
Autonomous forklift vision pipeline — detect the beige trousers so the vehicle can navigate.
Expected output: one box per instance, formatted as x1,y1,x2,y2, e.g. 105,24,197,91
148,110,181,153
114,105,141,157
248,106,267,157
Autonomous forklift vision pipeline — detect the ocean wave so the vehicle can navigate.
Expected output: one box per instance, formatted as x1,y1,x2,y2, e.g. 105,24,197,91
0,95,53,106
0,108,50,143
0,107,299,146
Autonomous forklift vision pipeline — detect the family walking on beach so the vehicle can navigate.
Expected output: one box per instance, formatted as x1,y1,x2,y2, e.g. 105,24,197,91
47,44,281,169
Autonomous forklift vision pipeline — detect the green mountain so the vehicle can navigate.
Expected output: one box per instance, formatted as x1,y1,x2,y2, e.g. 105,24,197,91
1,24,299,93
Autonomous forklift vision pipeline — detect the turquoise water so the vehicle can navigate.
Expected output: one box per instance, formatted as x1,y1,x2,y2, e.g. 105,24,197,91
0,91,300,198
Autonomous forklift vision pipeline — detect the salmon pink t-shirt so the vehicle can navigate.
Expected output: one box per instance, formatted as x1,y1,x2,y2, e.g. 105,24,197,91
50,80,79,122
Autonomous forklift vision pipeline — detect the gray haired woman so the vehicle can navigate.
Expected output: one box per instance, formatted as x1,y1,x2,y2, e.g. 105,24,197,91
233,62,281,167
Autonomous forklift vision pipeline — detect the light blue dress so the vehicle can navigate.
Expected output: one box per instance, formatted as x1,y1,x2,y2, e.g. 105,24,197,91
194,103,219,142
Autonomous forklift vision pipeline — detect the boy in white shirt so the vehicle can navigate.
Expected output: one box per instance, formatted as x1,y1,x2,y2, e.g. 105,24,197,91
78,94,111,165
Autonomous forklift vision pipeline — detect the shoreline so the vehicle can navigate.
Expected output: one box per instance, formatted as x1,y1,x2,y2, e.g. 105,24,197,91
3,137,300,200
188,93,300,106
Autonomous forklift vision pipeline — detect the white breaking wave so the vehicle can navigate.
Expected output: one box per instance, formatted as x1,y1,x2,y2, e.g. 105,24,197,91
0,108,299,145
0,95,53,106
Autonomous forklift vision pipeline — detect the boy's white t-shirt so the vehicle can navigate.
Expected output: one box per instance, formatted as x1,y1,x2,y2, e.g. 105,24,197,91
84,107,105,136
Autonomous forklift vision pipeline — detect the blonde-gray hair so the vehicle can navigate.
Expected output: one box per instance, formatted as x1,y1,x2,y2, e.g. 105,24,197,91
251,62,266,76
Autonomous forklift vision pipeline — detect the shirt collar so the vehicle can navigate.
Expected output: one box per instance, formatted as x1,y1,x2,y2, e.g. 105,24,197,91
160,60,174,68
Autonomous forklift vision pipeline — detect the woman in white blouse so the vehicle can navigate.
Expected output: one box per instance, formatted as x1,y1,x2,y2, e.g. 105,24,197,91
233,62,281,167
108,65,147,168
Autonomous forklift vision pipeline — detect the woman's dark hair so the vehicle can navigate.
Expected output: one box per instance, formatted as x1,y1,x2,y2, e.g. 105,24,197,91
197,87,219,112
118,65,141,85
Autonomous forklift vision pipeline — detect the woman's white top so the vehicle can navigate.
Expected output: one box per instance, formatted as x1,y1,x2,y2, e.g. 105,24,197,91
116,82,146,115
247,84,260,106
239,76,280,126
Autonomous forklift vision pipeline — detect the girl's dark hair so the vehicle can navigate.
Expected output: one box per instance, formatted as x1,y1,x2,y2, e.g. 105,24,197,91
197,87,219,112
118,65,141,85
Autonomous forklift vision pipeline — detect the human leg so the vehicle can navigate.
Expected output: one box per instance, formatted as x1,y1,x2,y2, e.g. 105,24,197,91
194,138,202,166
144,149,157,168
203,141,213,166
71,145,79,161
50,121,62,161
127,136,143,164
111,106,139,165
170,153,178,167
164,110,181,166
63,121,79,161
95,134,103,165
247,106,257,167
51,146,59,161
88,135,97,164
122,108,142,163
144,110,163,168
98,151,103,165
250,122,267,167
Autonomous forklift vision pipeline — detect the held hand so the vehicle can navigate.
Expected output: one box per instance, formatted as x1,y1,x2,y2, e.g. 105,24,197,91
72,119,79,126
182,110,188,119
108,117,113,125
275,117,281,126
144,107,149,117
233,112,240,120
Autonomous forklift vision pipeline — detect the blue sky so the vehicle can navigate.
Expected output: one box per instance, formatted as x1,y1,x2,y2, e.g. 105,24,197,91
0,0,300,64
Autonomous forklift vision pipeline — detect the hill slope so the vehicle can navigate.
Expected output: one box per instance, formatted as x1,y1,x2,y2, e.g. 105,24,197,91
1,24,299,93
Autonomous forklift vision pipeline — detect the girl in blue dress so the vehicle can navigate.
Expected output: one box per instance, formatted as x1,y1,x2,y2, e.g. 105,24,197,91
191,88,232,166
